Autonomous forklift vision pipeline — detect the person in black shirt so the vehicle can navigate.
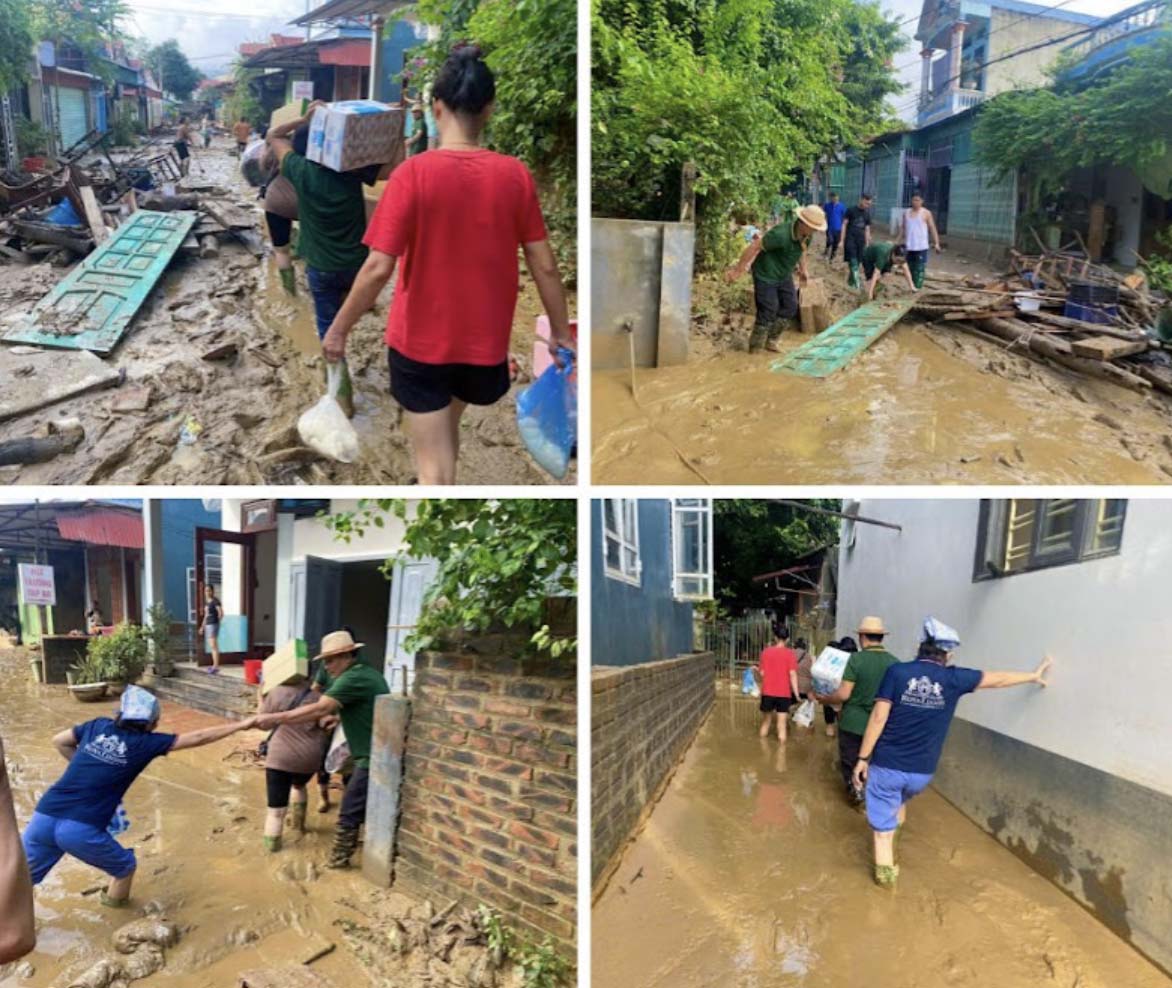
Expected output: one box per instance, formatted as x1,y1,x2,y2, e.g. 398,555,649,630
843,193,873,290
198,585,223,674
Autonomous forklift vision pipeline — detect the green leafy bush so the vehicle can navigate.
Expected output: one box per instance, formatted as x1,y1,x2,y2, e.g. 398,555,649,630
144,602,173,675
85,623,149,685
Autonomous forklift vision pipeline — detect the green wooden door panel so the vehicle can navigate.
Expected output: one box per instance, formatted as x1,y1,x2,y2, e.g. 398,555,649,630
770,299,914,378
2,210,197,355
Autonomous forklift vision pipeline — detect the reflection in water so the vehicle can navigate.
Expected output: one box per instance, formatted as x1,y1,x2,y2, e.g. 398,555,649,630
593,689,1170,988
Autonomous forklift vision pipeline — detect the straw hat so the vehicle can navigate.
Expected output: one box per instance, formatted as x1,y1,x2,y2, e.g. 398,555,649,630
857,615,887,636
798,204,828,233
316,629,364,661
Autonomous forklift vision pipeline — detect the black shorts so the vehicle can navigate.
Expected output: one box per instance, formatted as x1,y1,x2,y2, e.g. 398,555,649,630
265,211,292,249
760,694,794,714
388,347,510,414
265,768,314,809
174,141,189,160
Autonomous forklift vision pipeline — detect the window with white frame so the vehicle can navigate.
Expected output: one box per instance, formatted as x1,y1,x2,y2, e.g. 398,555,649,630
974,499,1126,579
671,498,713,600
602,499,641,584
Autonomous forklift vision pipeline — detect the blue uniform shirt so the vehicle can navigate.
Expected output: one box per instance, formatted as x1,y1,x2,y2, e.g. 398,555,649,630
823,200,847,234
870,661,982,775
36,718,176,828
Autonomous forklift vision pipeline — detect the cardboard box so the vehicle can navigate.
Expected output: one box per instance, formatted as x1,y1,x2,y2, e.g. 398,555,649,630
811,645,852,695
307,101,404,173
262,638,309,695
270,99,309,131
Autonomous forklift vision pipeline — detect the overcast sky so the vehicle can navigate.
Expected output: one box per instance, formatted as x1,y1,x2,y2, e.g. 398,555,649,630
119,0,1139,99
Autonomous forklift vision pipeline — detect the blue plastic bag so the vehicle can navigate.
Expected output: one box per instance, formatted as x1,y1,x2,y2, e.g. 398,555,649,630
46,198,83,228
516,348,576,479
107,802,130,837
741,667,757,694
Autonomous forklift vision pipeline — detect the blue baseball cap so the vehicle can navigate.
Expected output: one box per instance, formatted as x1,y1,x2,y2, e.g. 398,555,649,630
119,685,160,724
922,617,960,651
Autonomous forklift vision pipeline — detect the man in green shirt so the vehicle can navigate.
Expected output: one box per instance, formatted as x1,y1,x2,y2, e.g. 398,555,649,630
862,241,914,300
815,616,899,802
256,629,389,869
747,203,827,353
266,102,373,345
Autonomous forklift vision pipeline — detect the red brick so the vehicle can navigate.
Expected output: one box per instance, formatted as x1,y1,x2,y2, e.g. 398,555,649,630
445,693,483,711
533,706,575,726
509,821,560,851
517,843,559,871
455,675,497,693
450,711,490,731
484,698,532,718
514,743,571,768
482,756,533,780
425,726,468,746
475,773,515,796
467,734,514,756
471,825,510,850
497,720,544,742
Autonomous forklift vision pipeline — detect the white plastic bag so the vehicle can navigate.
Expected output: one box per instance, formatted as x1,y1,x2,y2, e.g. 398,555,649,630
298,363,359,463
811,645,852,695
325,723,350,775
791,699,816,729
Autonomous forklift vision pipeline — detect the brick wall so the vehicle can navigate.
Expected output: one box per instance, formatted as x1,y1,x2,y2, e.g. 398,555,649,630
592,652,714,892
394,636,577,952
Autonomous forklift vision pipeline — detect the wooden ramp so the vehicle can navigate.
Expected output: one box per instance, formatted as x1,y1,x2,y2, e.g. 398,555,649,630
771,298,915,378
3,209,197,355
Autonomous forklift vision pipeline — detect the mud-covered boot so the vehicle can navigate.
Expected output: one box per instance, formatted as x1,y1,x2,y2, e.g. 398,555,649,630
278,266,297,296
264,835,282,853
290,802,308,834
874,864,899,889
912,264,925,290
847,261,860,290
764,331,784,354
326,824,360,869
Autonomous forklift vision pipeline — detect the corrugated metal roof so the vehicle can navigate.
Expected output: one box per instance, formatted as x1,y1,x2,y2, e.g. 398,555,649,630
56,510,144,549
292,0,411,27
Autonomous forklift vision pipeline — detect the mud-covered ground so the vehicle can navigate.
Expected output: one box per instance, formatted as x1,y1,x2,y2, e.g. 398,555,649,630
0,137,575,486
593,249,1172,485
0,647,530,988
593,692,1171,988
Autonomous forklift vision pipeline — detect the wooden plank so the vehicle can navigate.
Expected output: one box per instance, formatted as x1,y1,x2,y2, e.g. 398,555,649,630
772,299,915,378
799,278,831,334
10,220,92,254
1070,336,1149,361
78,185,108,244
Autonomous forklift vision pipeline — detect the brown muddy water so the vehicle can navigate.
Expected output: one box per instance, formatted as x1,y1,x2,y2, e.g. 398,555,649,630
592,691,1171,988
0,648,520,988
0,137,573,486
592,257,1172,485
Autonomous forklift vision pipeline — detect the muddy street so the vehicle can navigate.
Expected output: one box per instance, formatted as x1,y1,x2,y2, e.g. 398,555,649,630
592,253,1172,485
0,647,519,988
0,138,573,486
592,691,1171,988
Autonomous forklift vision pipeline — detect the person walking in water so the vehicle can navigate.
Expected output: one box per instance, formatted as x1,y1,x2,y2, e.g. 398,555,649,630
21,687,254,907
319,44,574,485
821,191,846,264
198,584,223,674
755,624,801,742
816,619,896,802
852,618,1052,889
897,193,941,290
842,193,873,289
257,680,330,852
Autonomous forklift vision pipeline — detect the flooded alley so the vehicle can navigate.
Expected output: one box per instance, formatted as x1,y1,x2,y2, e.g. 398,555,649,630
592,256,1172,486
592,691,1171,988
0,647,517,988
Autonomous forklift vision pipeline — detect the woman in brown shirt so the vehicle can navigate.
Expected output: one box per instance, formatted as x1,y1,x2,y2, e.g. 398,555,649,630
258,684,330,852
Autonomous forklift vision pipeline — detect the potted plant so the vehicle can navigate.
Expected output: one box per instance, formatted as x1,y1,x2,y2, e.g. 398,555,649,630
145,602,174,677
85,623,150,694
67,652,109,702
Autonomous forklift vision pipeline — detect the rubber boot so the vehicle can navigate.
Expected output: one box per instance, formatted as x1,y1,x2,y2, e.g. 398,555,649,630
847,261,860,290
318,784,331,813
748,324,768,353
291,802,308,834
278,265,297,296
764,327,785,353
913,263,925,290
264,835,282,853
100,893,130,908
326,824,360,869
874,864,899,889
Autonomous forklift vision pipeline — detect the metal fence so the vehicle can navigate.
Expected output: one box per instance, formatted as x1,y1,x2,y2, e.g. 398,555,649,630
702,615,775,684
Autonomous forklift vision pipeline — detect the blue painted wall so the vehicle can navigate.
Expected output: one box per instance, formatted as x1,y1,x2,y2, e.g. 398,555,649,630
159,500,220,624
376,20,430,104
591,500,694,667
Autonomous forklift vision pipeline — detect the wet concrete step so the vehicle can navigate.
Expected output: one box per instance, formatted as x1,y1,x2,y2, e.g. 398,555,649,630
145,672,256,721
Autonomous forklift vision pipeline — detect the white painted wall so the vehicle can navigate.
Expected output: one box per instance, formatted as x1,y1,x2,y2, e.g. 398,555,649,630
289,500,412,564
837,499,1172,797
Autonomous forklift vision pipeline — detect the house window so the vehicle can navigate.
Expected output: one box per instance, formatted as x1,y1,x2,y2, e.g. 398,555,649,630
974,499,1126,579
671,498,713,600
602,499,641,585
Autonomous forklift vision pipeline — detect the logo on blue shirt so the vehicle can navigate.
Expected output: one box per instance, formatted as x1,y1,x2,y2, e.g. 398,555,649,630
900,675,945,709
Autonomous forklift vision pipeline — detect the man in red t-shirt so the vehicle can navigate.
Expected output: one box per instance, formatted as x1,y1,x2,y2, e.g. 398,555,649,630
755,625,801,741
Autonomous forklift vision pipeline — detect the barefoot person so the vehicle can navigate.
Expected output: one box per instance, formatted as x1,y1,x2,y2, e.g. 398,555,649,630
198,585,223,674
754,624,801,742
851,618,1052,889
21,687,254,906
1,735,35,962
319,44,574,485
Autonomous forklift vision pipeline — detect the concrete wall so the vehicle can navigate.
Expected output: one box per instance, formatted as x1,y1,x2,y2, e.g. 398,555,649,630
838,498,1172,973
592,653,714,890
159,500,219,625
590,500,694,668
289,499,409,562
986,10,1084,93
393,639,577,952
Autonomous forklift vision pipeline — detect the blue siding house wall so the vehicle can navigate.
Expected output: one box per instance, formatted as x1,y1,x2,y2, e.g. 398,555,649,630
159,500,219,624
591,500,694,667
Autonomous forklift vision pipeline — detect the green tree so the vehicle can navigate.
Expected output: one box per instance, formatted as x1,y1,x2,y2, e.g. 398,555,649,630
592,0,906,266
146,39,203,101
224,59,264,129
714,499,841,611
0,0,34,95
30,0,129,85
325,499,577,655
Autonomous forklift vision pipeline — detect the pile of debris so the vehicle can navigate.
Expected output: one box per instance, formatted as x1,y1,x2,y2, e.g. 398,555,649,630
912,251,1172,397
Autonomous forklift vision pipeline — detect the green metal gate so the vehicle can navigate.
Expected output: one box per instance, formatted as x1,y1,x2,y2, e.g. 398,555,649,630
54,86,88,150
